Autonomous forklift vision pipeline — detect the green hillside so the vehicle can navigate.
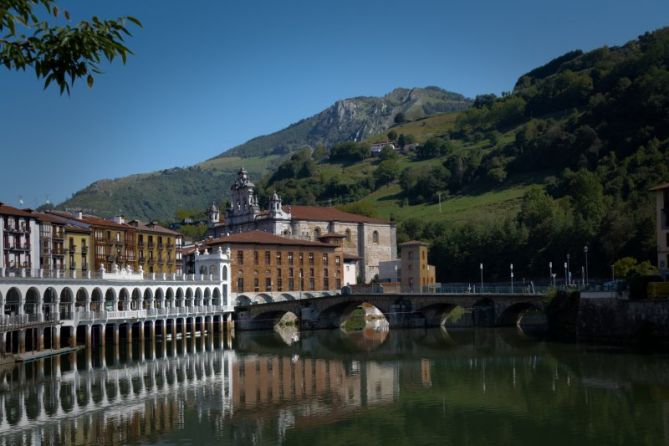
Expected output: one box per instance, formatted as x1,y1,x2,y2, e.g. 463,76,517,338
258,27,669,282
54,87,470,220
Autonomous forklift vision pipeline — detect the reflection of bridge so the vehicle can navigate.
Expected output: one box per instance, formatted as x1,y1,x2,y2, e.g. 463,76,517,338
235,293,545,330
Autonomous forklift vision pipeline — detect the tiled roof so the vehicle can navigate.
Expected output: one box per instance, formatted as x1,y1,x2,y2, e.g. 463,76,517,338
0,203,34,218
128,220,181,236
399,240,429,246
206,230,335,248
32,211,67,225
650,182,669,191
79,215,131,230
288,205,390,224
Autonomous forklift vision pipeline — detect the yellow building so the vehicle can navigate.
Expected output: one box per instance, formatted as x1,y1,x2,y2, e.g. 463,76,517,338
400,240,436,292
128,220,181,274
64,225,93,274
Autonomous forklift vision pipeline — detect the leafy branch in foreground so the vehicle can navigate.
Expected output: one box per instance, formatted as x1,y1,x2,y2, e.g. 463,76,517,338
0,0,141,93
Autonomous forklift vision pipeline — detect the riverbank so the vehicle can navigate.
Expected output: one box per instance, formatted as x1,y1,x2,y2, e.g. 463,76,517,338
547,292,669,347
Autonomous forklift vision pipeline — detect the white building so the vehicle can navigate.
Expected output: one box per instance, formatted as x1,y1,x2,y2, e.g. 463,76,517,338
0,203,40,274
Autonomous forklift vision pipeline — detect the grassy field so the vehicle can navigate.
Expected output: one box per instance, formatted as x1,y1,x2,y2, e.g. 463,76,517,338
367,112,459,143
362,182,537,225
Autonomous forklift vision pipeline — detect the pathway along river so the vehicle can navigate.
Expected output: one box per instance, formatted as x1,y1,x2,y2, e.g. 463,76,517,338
0,327,668,445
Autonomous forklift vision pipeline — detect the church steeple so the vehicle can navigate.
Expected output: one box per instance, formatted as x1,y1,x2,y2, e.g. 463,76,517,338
207,202,220,228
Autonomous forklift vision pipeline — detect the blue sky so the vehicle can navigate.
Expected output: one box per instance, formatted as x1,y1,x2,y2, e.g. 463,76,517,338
1,0,668,207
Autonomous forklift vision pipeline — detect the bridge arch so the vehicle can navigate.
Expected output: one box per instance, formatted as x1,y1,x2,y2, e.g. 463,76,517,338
254,293,274,304
317,299,390,330
236,295,252,306
418,302,466,327
280,293,297,301
498,302,543,326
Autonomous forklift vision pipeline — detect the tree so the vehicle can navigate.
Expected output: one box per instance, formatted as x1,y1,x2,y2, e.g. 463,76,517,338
373,160,400,186
1,0,141,94
379,145,398,161
387,130,398,141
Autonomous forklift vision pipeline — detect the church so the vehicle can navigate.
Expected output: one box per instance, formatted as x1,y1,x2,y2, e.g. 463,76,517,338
206,168,397,283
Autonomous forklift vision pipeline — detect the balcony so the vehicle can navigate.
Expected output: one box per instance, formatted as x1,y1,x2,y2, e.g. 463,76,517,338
68,246,76,254
148,242,155,249
81,246,88,254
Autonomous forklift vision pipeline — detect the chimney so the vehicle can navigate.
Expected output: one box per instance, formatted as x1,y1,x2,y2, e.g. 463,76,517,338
112,215,125,224
76,211,83,220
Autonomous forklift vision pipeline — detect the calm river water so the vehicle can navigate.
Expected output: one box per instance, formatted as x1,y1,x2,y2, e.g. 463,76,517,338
0,327,668,445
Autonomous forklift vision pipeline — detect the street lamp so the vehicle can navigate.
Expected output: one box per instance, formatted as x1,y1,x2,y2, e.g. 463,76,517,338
566,254,571,285
510,263,514,294
583,245,589,285
564,262,568,287
551,273,557,288
549,261,553,285
480,263,484,293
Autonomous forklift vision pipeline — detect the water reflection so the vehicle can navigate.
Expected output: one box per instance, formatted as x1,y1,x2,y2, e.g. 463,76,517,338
0,328,668,445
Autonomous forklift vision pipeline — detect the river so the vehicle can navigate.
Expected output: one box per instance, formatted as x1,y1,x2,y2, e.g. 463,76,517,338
0,327,668,445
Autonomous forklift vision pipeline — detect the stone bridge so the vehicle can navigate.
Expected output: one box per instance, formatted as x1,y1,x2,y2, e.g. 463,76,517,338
234,293,546,330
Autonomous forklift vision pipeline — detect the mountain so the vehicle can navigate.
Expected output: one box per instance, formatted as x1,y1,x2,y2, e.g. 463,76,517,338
221,87,471,158
259,27,669,282
54,87,471,220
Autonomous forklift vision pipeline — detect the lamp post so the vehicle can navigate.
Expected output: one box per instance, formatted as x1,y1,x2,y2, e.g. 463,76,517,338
581,265,585,287
480,263,484,293
564,262,568,287
566,254,571,285
583,245,589,285
510,263,514,294
551,273,556,288
549,261,553,285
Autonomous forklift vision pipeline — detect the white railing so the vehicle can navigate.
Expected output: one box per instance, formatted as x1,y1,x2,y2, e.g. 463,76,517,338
0,268,219,283
72,305,228,322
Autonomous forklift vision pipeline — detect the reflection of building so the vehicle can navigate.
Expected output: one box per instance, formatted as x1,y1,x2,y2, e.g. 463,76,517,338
206,168,397,282
651,182,669,276
231,354,397,410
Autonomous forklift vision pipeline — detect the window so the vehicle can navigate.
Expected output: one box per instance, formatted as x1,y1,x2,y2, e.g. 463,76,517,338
345,229,352,242
336,278,341,289
237,250,244,265
324,277,330,289
324,268,329,278
276,252,282,264
299,253,304,264
289,267,294,277
288,278,295,291
310,268,314,277
372,230,379,244
314,227,321,239
277,277,283,291
288,252,293,264
265,278,272,291
309,252,314,265
254,277,259,291
408,251,413,259
254,251,259,265
335,256,340,266
309,278,315,290
265,250,271,264
322,254,328,265
237,277,244,290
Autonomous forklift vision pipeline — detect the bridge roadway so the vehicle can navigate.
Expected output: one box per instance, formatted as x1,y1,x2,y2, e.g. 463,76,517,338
234,292,546,330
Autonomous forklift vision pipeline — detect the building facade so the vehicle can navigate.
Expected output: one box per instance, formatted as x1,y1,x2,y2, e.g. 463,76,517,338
186,230,345,296
206,168,396,282
651,182,669,277
0,203,39,273
128,220,182,275
399,241,436,292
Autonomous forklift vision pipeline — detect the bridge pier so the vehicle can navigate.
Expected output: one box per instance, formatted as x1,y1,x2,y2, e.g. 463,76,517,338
18,330,25,354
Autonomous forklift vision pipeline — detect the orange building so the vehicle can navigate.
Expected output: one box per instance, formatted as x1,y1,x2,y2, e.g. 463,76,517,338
205,230,345,294
400,240,436,292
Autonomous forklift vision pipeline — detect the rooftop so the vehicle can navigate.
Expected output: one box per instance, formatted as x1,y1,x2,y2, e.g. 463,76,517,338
0,203,33,218
207,230,337,248
289,205,390,224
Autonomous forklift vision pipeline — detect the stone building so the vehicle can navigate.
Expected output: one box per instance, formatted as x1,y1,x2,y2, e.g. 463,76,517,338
206,168,396,282
651,182,669,277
